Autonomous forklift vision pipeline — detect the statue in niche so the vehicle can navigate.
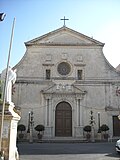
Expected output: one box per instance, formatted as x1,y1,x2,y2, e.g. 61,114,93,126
1,67,17,105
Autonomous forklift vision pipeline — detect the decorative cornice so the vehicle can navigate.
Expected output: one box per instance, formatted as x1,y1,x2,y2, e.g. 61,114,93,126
26,43,103,47
42,92,84,100
16,78,120,85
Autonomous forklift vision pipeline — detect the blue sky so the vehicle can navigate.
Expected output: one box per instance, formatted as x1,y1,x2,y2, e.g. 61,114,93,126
0,0,120,73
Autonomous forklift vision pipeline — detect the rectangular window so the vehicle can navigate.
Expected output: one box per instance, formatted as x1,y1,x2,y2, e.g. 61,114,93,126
77,70,82,80
46,69,51,79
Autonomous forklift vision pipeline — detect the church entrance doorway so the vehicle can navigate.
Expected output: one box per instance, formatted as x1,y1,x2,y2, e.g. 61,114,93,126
55,101,72,137
113,116,120,136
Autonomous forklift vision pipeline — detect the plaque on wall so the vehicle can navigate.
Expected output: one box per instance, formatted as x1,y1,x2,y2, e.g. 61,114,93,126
2,121,10,138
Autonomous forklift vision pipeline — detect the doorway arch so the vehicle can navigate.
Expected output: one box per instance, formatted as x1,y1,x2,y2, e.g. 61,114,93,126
55,101,72,137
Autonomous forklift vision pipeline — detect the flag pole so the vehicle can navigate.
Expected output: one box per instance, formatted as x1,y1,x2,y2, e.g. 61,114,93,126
0,18,15,154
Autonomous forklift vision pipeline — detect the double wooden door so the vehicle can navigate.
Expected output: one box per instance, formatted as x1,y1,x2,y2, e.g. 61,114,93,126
113,116,120,136
55,101,72,137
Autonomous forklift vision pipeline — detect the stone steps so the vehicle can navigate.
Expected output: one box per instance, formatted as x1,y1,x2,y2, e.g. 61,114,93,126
37,137,87,143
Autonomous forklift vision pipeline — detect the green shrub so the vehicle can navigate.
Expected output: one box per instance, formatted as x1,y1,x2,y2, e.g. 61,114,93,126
34,124,45,134
100,124,109,133
83,125,91,133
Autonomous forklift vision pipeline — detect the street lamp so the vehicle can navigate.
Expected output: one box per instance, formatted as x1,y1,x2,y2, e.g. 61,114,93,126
29,111,34,143
90,110,95,142
98,112,100,129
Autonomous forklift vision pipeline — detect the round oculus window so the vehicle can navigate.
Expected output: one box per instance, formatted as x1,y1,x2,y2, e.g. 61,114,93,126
57,62,71,75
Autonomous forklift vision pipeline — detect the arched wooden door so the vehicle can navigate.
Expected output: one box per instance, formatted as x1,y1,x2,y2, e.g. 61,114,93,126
55,101,72,137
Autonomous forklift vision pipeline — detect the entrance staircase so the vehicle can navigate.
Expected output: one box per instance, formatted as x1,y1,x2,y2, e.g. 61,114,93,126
40,137,87,143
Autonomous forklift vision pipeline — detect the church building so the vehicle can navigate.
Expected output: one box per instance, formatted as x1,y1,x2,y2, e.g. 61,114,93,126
12,25,120,139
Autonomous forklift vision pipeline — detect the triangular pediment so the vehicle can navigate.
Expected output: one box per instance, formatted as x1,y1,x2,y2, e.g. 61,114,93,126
41,83,86,95
25,26,104,46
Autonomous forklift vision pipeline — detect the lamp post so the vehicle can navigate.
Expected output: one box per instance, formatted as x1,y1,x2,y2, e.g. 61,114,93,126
29,111,34,143
98,112,100,129
90,110,95,142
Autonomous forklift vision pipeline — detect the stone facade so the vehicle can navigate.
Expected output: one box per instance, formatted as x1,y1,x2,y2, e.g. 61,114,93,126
12,26,120,139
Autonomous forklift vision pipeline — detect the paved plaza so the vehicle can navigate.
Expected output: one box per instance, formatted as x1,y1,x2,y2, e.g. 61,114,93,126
17,142,120,160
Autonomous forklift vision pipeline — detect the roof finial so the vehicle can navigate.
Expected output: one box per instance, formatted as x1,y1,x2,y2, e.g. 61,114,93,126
60,16,69,27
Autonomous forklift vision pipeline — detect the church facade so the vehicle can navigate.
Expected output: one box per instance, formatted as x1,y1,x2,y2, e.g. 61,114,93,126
12,26,120,139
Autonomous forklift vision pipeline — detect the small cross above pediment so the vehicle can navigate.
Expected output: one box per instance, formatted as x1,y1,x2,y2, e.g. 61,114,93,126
60,16,69,27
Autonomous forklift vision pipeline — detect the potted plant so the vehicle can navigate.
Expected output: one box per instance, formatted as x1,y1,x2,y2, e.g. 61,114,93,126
100,124,109,140
34,124,45,139
17,124,26,139
83,125,91,140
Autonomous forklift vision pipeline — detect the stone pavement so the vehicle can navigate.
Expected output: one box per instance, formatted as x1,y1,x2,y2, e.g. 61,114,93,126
19,154,120,160
18,142,120,160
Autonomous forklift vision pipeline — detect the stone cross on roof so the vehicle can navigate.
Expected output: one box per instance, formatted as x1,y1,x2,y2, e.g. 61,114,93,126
60,16,69,27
